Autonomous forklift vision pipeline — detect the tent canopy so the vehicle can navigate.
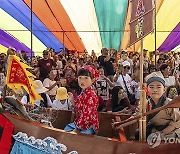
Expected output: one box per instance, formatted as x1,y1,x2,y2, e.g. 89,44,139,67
0,0,179,56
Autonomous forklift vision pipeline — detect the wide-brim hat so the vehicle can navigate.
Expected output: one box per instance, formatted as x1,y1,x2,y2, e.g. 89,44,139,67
34,80,48,94
55,87,68,100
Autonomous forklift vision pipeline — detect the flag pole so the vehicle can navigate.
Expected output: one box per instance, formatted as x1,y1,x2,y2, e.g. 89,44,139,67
139,39,146,141
30,0,33,64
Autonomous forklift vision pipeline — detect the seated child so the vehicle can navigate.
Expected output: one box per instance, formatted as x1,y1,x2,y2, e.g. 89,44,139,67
135,72,180,140
95,66,114,111
52,87,73,110
64,65,100,134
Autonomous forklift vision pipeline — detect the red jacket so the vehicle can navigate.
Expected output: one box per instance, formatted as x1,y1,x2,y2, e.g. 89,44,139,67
74,86,99,131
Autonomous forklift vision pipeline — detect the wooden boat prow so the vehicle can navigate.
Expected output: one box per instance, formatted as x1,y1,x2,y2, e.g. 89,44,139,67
4,113,180,154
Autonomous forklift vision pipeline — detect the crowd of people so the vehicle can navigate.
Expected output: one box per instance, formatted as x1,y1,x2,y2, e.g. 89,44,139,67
0,47,179,136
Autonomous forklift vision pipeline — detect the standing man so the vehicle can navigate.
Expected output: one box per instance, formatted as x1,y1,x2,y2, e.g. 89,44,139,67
37,50,57,82
98,48,115,81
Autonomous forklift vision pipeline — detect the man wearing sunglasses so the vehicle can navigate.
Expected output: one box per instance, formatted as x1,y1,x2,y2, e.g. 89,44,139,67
119,50,133,76
113,61,133,97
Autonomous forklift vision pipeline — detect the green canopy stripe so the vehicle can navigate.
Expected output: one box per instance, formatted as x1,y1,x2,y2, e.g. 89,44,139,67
93,0,128,50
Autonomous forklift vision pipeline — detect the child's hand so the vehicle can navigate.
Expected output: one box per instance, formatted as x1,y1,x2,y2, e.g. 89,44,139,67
68,92,75,105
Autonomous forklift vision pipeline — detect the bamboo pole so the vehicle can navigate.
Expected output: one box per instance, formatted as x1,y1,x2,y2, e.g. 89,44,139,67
139,39,146,140
142,86,147,140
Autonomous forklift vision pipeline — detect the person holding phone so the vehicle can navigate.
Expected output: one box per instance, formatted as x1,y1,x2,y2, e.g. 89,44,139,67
160,64,179,88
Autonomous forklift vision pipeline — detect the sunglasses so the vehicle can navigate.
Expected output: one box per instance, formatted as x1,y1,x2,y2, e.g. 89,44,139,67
170,88,177,94
124,66,130,69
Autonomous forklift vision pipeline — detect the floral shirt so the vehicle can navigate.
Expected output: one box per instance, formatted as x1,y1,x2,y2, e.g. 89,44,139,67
74,86,99,131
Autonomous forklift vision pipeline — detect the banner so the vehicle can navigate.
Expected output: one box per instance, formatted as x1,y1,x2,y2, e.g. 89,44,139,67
6,55,41,105
129,0,154,46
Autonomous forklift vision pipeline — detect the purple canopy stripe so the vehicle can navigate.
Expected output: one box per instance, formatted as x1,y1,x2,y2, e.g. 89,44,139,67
0,29,33,56
158,22,180,52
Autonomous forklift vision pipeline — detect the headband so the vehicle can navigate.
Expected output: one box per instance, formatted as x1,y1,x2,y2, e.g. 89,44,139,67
80,65,100,81
147,77,165,86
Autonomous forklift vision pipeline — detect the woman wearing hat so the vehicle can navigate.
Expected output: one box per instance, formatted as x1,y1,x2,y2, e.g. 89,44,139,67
21,80,52,108
52,87,73,110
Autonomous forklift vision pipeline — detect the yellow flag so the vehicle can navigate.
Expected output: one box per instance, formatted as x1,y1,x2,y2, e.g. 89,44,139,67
6,55,41,105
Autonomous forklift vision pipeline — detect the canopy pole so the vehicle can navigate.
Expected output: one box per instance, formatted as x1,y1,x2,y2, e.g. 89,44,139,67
154,0,157,67
30,0,33,63
139,39,146,141
63,31,65,54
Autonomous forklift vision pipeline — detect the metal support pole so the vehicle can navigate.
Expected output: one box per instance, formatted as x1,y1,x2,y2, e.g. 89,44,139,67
63,31,65,54
154,0,157,67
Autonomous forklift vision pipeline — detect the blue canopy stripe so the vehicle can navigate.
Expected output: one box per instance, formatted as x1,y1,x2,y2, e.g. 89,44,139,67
0,0,63,52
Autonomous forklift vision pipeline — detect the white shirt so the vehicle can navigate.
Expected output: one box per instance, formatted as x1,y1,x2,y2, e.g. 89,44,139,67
52,99,71,110
131,80,140,99
114,74,132,95
164,76,176,87
43,78,58,96
21,94,52,107
56,60,63,69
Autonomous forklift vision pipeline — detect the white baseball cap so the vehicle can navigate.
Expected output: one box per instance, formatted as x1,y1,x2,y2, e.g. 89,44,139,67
122,61,130,67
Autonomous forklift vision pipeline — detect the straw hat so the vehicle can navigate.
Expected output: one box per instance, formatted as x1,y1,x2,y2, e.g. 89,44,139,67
34,80,48,94
55,87,68,100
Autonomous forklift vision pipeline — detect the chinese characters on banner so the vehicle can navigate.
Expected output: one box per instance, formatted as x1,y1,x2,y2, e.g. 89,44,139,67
129,0,154,46
6,55,41,105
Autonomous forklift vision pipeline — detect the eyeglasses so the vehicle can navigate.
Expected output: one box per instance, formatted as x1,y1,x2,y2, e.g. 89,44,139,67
124,66,130,70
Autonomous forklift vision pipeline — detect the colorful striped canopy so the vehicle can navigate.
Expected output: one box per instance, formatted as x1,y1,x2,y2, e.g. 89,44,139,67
0,0,179,56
